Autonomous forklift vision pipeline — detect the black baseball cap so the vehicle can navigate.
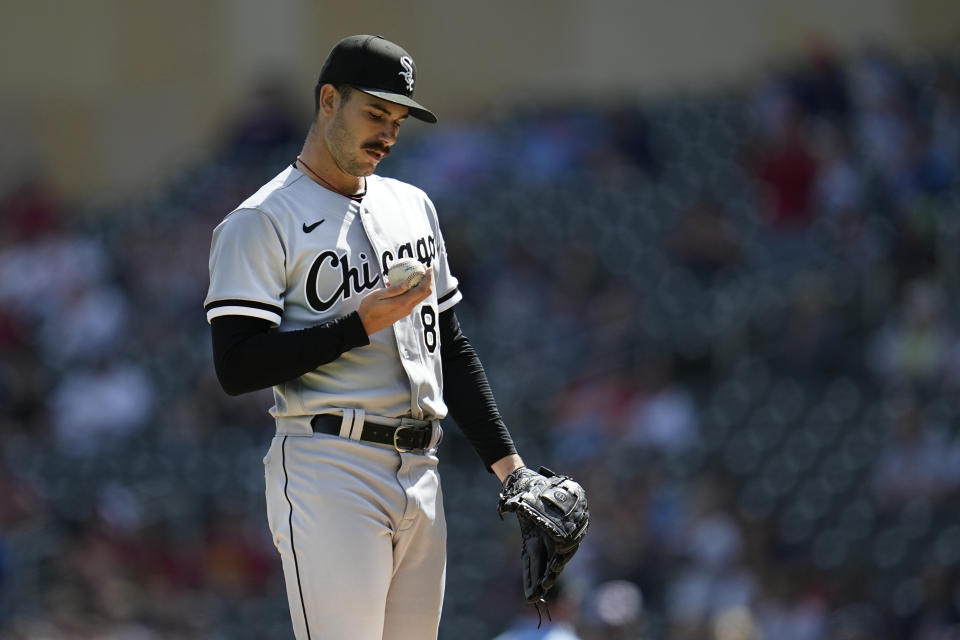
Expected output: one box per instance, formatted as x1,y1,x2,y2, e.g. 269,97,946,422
318,35,437,123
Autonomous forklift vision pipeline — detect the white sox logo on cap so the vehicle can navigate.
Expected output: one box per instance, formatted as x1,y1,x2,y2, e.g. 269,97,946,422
399,56,415,93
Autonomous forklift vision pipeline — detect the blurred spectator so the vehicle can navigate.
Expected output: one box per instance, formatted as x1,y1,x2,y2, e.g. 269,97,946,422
621,353,698,456
200,509,274,599
813,124,864,217
750,99,820,231
549,359,634,465
887,206,941,287
394,120,500,197
515,106,607,182
222,78,300,159
492,582,583,640
792,38,851,124
773,273,844,377
39,283,129,366
50,359,154,455
0,178,62,245
868,279,954,390
580,580,645,640
665,478,755,638
0,466,49,612
825,602,887,640
871,392,951,507
711,606,760,640
754,565,827,640
0,233,109,321
601,104,660,177
928,61,960,175
888,122,953,207
849,47,911,179
0,351,51,438
666,192,742,280
810,121,881,272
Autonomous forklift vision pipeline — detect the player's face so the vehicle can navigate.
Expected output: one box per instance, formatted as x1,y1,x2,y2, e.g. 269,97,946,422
326,90,409,177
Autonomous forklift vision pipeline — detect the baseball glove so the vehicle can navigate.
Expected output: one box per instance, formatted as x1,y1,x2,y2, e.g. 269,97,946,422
498,466,589,605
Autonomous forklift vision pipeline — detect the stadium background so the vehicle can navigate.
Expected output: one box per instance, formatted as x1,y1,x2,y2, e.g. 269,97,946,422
2,1,960,638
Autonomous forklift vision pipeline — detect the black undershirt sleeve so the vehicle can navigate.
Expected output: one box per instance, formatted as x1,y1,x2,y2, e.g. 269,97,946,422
439,308,518,471
209,312,370,396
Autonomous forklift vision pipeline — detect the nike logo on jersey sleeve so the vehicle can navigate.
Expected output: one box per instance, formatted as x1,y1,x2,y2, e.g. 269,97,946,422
302,220,325,233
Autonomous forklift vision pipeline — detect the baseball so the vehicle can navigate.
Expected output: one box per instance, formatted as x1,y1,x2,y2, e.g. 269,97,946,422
386,257,427,290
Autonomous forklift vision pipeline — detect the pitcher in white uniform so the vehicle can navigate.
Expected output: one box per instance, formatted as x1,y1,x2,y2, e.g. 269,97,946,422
205,35,526,640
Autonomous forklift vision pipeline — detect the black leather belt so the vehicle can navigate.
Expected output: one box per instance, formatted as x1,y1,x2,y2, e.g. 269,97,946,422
311,414,434,453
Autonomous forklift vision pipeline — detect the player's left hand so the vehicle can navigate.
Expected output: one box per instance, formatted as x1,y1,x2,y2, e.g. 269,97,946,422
357,267,433,335
498,466,589,604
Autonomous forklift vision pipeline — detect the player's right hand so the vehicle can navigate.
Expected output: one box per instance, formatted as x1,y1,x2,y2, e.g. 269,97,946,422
357,267,433,335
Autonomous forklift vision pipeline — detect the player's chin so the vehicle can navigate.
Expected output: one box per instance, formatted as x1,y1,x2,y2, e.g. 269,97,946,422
353,157,379,175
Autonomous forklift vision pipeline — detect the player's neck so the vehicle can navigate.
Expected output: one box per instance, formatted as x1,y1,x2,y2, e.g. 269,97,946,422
296,153,365,200
297,134,365,197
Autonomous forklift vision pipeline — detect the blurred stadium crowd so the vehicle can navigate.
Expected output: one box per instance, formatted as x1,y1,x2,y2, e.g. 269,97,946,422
2,41,960,639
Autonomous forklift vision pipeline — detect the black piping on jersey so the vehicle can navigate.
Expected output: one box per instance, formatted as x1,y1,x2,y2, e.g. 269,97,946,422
205,298,284,316
281,435,313,640
437,287,459,306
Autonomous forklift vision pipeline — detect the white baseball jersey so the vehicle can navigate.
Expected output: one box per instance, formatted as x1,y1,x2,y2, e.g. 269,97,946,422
204,165,462,433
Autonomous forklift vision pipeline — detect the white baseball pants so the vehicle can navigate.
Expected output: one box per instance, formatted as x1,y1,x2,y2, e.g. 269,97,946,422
264,428,446,640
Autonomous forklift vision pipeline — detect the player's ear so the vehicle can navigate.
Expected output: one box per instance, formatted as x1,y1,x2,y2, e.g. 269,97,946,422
318,84,340,117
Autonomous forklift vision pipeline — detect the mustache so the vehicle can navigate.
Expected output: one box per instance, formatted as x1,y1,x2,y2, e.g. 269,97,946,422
363,142,391,156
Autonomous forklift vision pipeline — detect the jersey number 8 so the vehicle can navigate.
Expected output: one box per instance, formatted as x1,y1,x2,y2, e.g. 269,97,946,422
420,305,437,353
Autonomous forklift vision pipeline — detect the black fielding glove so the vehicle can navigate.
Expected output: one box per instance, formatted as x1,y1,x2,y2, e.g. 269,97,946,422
498,466,589,604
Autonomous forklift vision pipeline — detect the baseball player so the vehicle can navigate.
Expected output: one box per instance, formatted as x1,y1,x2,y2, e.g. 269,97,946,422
204,35,587,640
